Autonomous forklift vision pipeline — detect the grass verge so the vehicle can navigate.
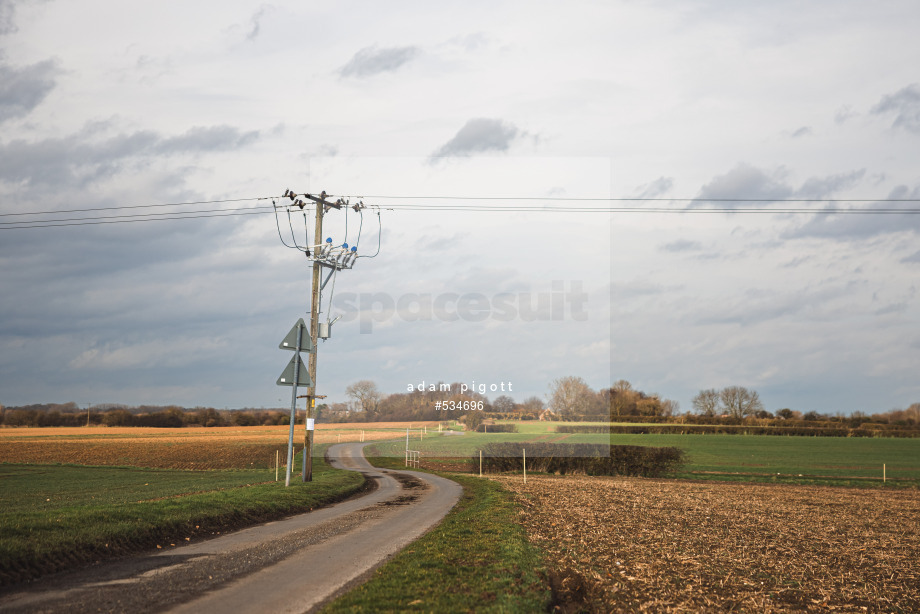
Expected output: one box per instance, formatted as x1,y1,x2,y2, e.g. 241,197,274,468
0,448,364,587
321,454,551,614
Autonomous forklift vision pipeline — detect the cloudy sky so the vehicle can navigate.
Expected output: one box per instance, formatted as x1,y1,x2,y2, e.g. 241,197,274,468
1,0,918,414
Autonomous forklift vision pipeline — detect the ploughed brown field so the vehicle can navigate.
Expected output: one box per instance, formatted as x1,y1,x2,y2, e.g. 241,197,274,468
0,423,434,469
490,475,920,613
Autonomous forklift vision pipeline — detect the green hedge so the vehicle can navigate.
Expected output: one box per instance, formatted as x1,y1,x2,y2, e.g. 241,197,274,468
472,442,684,477
476,424,518,433
555,425,609,434
603,425,920,437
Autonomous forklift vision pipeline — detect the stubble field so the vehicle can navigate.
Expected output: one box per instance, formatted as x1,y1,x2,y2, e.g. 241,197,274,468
0,423,430,469
490,474,920,613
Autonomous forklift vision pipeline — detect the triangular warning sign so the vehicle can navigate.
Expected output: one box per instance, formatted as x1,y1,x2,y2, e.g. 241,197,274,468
276,354,312,387
279,318,314,353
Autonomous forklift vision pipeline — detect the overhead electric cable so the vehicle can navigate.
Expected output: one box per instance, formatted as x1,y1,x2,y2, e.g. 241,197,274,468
4,195,920,231
0,204,277,227
330,195,920,203
0,196,278,218
0,209,274,229
357,211,382,259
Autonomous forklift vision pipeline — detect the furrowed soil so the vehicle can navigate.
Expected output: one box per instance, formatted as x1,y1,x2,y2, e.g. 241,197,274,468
0,424,425,469
490,475,920,613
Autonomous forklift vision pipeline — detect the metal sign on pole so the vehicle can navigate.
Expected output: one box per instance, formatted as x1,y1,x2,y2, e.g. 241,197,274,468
276,318,313,487
276,354,312,387
279,318,315,353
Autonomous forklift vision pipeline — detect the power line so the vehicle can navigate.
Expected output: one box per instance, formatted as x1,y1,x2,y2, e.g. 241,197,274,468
3,195,920,230
0,209,275,229
0,196,277,218
330,194,920,203
0,204,277,226
378,205,920,213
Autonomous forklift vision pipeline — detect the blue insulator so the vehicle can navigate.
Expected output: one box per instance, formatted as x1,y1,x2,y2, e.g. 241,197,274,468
351,246,357,252
325,237,332,243
342,242,349,249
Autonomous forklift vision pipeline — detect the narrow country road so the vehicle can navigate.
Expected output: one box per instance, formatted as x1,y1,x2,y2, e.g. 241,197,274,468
0,443,462,614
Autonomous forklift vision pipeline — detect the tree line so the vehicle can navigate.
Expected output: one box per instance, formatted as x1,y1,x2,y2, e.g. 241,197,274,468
2,381,917,427
0,403,298,428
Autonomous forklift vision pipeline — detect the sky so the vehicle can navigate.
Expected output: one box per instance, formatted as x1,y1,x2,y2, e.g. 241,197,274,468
1,0,918,414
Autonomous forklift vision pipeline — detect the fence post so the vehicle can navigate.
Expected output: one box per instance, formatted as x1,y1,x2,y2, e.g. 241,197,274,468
479,450,482,477
523,448,526,484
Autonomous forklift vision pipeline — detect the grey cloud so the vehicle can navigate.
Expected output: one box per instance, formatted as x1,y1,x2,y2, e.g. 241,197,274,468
782,256,811,268
338,45,419,78
694,164,867,207
0,59,59,123
834,105,856,124
611,280,681,300
875,303,907,316
0,0,16,35
316,143,338,157
660,239,702,253
900,250,920,264
871,83,920,134
795,169,865,199
0,124,260,189
420,232,468,251
695,163,793,204
692,284,851,328
246,4,272,41
431,118,520,158
451,32,489,52
784,185,920,240
636,176,673,199
155,125,259,154
790,126,812,138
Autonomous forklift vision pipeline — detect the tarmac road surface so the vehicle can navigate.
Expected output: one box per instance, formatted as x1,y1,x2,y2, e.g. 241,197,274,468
0,443,462,614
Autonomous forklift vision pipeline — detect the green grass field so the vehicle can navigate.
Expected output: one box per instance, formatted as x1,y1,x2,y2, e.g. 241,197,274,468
380,422,920,486
0,448,364,586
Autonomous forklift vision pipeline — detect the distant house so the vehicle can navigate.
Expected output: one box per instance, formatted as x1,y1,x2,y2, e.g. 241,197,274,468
538,408,556,421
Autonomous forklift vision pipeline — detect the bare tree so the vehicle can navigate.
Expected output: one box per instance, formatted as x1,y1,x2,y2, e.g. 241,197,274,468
518,396,545,413
660,398,680,417
345,380,382,418
491,395,515,413
719,386,763,418
692,389,721,416
548,376,594,418
610,379,637,416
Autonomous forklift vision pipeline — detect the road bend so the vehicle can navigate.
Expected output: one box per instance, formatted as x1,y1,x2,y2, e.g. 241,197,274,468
0,443,462,614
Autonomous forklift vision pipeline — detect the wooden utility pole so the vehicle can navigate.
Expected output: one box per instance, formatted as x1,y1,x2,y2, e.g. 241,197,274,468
302,192,342,482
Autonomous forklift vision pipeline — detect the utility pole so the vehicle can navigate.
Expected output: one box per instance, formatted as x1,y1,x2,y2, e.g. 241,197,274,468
274,189,369,483
302,192,342,482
